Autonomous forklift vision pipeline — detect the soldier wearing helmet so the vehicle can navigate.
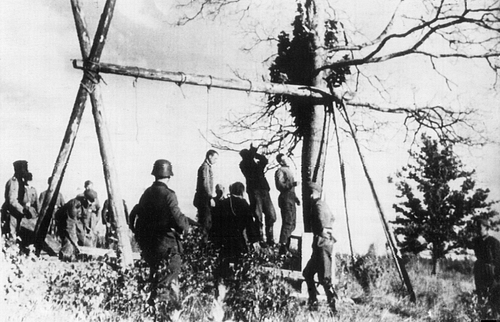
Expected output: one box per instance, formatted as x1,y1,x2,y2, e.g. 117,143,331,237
55,187,99,261
129,159,189,311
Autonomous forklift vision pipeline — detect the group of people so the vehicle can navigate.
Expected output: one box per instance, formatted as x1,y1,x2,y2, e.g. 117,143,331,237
2,155,499,316
193,146,301,255
190,146,337,311
0,160,125,260
125,147,337,312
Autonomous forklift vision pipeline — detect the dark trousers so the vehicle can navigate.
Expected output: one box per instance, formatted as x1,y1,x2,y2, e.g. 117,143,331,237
474,261,500,316
144,246,182,309
196,198,212,243
303,235,336,305
249,189,276,244
1,207,23,240
278,191,297,245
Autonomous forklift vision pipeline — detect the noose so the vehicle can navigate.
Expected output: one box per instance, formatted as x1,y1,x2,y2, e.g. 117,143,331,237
133,75,139,142
205,76,213,150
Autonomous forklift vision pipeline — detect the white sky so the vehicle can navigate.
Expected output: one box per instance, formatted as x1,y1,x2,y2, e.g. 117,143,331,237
1,0,499,254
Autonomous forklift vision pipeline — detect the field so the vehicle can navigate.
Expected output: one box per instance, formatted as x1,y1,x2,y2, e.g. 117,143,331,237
1,229,497,322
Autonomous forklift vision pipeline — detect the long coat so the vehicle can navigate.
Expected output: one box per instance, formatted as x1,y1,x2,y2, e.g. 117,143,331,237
131,181,189,266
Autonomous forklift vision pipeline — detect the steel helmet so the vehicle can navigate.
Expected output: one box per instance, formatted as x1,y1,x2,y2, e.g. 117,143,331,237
151,159,174,178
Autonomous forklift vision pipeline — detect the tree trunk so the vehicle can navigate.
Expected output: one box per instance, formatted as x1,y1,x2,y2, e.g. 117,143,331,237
301,0,329,232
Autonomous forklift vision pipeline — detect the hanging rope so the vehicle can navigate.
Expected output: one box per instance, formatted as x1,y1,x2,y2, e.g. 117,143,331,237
133,75,139,142
330,102,355,265
176,72,187,99
206,81,211,149
338,99,416,302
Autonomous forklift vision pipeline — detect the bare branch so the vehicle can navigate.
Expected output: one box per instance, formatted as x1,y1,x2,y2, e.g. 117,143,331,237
346,101,486,146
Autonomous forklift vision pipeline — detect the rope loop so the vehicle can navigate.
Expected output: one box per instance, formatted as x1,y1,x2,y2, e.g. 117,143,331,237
176,72,187,87
207,75,213,92
246,79,253,95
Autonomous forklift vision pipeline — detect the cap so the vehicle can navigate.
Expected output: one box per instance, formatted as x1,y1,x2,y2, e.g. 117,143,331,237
84,189,98,202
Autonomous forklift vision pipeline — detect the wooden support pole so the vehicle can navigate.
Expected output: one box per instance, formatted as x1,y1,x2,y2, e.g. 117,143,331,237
72,0,133,266
35,0,135,267
72,60,334,100
90,86,134,266
343,105,416,302
83,0,134,266
34,71,91,255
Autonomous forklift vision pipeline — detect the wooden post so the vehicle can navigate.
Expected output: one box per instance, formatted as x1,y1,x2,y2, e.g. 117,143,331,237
89,87,134,266
34,0,136,267
34,67,92,254
72,0,133,266
72,60,333,100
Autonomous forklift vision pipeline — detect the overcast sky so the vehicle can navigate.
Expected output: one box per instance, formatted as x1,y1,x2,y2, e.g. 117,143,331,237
1,0,499,254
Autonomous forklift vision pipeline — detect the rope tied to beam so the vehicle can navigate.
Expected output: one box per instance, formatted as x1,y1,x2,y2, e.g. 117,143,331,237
207,75,213,91
81,60,106,93
246,79,253,95
176,72,187,87
133,66,141,85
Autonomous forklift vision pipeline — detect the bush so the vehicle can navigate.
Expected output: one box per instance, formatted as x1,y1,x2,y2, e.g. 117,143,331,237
40,227,302,321
5,231,497,322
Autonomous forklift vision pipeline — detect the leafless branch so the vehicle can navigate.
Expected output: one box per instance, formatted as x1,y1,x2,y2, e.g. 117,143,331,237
346,101,487,146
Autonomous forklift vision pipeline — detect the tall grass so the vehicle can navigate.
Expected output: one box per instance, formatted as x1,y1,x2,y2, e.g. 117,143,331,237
1,232,495,321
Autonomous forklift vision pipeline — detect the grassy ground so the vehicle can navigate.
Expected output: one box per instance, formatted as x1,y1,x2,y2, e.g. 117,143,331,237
1,232,497,322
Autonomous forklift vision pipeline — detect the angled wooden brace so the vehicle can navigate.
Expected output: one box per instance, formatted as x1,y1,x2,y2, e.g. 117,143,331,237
35,0,134,267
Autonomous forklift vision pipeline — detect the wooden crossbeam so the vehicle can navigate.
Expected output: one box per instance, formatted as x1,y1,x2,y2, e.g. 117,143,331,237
72,60,334,100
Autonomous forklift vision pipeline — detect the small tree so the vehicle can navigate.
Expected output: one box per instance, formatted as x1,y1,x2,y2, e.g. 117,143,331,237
391,134,498,274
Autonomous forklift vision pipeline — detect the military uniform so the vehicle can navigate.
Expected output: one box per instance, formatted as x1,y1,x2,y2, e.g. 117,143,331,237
101,198,129,249
1,160,37,241
473,233,500,314
131,172,189,308
56,193,97,261
39,189,65,235
303,196,336,311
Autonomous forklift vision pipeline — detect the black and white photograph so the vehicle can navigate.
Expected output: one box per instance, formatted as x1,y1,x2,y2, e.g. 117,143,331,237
1,0,499,321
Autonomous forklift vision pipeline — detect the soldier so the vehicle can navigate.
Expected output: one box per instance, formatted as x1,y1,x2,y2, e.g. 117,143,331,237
302,182,337,313
193,149,218,244
130,159,189,309
101,198,129,249
472,217,500,316
79,180,100,223
1,160,38,241
239,144,277,246
55,189,98,261
38,177,65,236
275,153,300,255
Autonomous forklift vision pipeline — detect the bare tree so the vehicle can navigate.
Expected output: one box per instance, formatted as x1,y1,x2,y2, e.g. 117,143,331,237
174,0,499,228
